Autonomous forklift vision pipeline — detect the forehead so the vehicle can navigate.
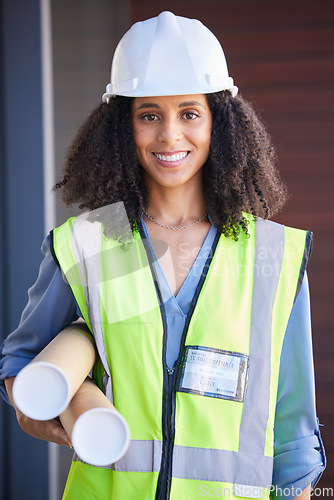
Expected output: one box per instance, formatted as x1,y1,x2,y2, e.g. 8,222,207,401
132,94,209,111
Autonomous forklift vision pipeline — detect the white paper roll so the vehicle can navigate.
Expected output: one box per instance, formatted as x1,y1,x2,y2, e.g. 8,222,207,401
60,378,130,466
73,407,130,466
13,322,95,420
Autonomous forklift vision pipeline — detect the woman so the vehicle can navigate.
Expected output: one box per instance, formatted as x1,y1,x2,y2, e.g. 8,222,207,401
0,11,325,500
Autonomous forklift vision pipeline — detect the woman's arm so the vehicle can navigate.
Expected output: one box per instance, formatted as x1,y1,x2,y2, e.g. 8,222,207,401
0,235,80,402
272,274,325,499
0,235,82,445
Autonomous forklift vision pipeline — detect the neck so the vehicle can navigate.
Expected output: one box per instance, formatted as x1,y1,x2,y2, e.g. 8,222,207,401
145,181,207,226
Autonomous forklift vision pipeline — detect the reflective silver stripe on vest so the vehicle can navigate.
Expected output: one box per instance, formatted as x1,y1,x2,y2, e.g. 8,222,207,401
236,219,284,483
172,445,272,484
73,439,163,472
73,439,271,484
114,440,162,472
71,217,112,397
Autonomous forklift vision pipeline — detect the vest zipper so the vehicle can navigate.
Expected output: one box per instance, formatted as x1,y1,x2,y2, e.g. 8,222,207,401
156,349,178,500
159,367,176,500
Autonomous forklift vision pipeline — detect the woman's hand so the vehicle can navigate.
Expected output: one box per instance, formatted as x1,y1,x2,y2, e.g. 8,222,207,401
5,376,72,447
15,408,72,446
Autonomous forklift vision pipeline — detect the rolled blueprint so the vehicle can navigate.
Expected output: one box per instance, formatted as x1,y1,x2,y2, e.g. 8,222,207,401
60,377,130,466
13,322,96,420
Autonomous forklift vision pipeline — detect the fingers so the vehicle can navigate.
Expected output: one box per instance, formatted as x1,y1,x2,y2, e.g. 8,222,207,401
40,417,72,447
16,409,72,447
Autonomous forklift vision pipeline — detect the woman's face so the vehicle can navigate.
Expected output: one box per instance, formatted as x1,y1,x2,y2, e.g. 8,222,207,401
131,94,212,190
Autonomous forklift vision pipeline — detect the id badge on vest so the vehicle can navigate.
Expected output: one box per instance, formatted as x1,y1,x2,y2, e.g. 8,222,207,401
177,346,249,402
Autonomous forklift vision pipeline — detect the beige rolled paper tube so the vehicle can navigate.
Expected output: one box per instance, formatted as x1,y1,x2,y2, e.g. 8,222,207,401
60,377,130,466
13,321,96,420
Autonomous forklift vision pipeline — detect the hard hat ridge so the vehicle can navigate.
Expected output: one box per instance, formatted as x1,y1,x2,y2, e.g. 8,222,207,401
141,12,198,96
102,11,238,101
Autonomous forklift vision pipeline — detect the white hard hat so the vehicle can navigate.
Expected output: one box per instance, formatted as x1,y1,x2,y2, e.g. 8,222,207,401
102,11,238,101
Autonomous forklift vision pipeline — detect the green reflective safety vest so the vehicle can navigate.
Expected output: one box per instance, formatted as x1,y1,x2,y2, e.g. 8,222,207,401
51,212,312,500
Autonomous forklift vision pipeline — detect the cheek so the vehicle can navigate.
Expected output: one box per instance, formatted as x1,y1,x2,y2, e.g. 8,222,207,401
132,127,156,157
192,119,212,148
132,127,144,150
132,128,152,169
195,128,211,157
203,124,212,157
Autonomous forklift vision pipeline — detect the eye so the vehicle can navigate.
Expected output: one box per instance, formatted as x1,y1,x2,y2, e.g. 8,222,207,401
141,113,159,122
182,111,200,120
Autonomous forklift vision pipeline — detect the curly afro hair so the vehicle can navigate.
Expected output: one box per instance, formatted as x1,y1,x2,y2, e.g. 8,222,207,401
54,91,287,240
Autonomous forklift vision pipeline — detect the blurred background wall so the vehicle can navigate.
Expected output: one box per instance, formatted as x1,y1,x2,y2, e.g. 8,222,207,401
1,1,48,498
0,0,333,498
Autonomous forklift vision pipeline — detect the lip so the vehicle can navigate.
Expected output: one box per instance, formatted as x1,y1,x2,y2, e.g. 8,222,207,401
152,151,190,168
154,150,188,155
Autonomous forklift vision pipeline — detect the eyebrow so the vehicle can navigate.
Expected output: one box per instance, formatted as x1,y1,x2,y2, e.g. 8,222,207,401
135,103,160,111
178,101,206,109
135,101,206,111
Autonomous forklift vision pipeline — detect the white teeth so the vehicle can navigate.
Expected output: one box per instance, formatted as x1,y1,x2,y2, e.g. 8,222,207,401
154,152,188,162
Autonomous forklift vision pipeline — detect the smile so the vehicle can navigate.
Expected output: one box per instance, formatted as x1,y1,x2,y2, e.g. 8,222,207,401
153,152,189,162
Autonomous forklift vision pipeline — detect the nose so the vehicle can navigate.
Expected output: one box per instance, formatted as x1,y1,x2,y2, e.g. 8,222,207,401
157,116,182,144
